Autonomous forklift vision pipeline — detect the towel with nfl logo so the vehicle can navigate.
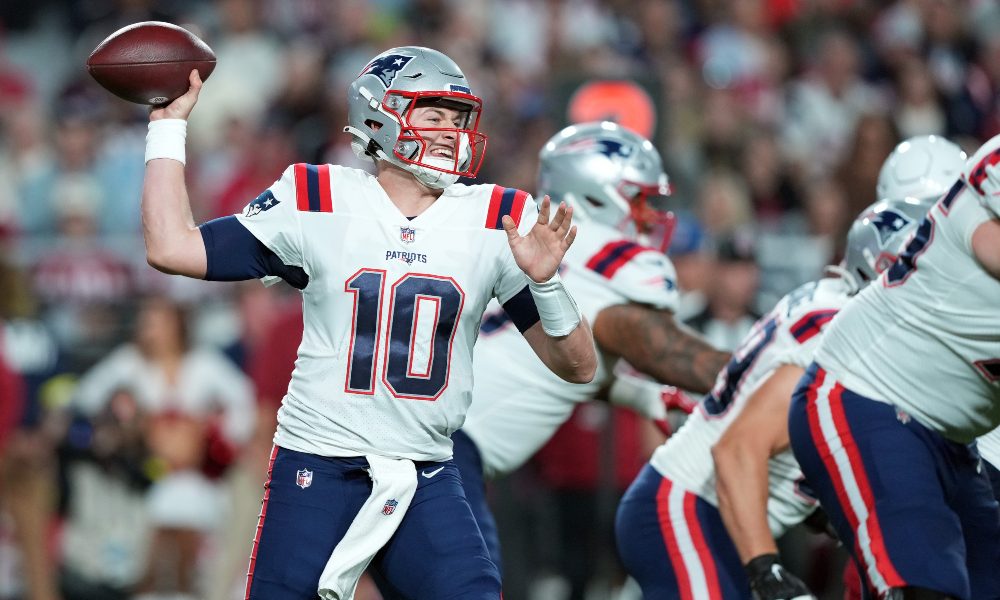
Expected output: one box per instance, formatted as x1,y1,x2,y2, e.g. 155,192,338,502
317,455,417,600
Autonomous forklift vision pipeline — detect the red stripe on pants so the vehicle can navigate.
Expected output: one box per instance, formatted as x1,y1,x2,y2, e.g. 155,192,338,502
244,445,279,600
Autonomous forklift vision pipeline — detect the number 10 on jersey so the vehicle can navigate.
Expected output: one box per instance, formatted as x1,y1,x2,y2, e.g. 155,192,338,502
344,269,465,400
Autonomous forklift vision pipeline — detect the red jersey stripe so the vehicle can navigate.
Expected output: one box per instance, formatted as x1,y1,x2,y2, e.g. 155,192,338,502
293,163,310,212
485,185,505,229
317,164,333,213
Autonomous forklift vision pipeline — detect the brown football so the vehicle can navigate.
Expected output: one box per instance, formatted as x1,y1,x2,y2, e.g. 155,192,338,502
86,21,215,106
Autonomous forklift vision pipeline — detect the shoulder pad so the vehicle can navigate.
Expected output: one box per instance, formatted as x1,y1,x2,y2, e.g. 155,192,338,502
586,241,678,310
585,240,654,278
788,309,838,344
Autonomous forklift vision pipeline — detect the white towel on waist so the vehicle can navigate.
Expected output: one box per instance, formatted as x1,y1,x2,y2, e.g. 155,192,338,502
317,455,417,600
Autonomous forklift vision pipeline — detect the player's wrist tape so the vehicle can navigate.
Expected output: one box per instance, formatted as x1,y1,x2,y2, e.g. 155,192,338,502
528,275,582,337
145,119,187,165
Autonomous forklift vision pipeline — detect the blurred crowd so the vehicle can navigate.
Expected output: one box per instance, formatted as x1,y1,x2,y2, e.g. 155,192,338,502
0,0,997,599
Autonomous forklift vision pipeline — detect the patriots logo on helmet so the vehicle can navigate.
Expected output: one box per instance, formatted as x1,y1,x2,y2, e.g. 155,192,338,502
361,54,414,88
558,138,634,160
594,139,633,159
865,209,912,246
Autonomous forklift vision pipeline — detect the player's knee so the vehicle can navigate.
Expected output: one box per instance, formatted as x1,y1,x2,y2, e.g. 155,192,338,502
881,586,957,600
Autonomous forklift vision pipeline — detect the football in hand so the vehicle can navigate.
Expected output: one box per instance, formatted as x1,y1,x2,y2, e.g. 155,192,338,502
86,21,215,106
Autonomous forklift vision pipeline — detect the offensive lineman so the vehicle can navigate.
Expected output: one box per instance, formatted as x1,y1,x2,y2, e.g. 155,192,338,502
615,135,966,600
789,133,1000,600
454,121,729,569
139,46,597,599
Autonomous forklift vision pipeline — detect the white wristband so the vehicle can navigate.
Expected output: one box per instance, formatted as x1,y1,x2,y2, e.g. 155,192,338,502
528,274,582,337
145,119,187,165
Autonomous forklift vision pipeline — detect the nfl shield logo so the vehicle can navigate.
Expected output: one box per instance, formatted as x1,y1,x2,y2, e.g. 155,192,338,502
296,468,313,489
399,227,416,244
382,499,398,515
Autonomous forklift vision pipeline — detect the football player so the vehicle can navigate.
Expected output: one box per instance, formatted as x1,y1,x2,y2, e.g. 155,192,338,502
455,121,729,570
788,132,1000,600
614,135,965,600
139,46,597,599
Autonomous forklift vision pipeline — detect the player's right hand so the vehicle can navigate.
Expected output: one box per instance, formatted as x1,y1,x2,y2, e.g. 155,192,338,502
150,69,203,122
745,554,817,600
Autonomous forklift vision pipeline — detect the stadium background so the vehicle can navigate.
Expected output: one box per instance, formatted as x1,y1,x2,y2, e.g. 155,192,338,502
0,0,997,598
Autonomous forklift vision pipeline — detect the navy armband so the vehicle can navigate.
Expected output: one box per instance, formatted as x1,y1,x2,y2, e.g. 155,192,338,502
199,216,309,289
502,285,540,333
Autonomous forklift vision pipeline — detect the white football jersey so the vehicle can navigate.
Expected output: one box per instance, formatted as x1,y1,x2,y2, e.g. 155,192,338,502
236,164,539,461
462,221,679,477
978,428,1000,469
650,277,853,536
817,182,1000,443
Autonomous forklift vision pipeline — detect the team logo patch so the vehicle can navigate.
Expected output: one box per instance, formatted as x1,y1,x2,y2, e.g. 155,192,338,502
558,137,634,161
400,226,416,244
244,190,280,218
382,498,399,515
296,468,313,489
865,209,912,246
361,54,414,88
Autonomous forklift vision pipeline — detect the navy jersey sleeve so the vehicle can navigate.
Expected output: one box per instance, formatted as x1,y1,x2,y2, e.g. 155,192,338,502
199,216,309,290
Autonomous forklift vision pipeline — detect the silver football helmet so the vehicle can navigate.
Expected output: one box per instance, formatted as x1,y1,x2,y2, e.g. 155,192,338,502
876,135,966,203
842,199,930,292
345,46,487,189
537,121,672,247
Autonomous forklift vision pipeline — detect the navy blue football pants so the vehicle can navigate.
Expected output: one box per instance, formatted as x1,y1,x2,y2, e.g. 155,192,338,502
614,463,751,600
244,446,501,599
789,363,1000,600
451,429,503,573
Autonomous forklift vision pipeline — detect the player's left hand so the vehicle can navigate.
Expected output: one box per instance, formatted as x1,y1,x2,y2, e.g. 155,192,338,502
503,195,577,283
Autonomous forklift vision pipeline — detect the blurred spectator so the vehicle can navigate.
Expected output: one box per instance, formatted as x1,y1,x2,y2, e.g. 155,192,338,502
949,34,1000,140
782,29,885,179
685,232,761,351
0,233,64,600
835,112,900,219
66,296,255,598
17,84,145,238
803,177,851,257
666,212,715,322
893,57,947,138
186,0,285,152
206,120,297,220
741,127,801,226
695,168,754,241
30,173,136,366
